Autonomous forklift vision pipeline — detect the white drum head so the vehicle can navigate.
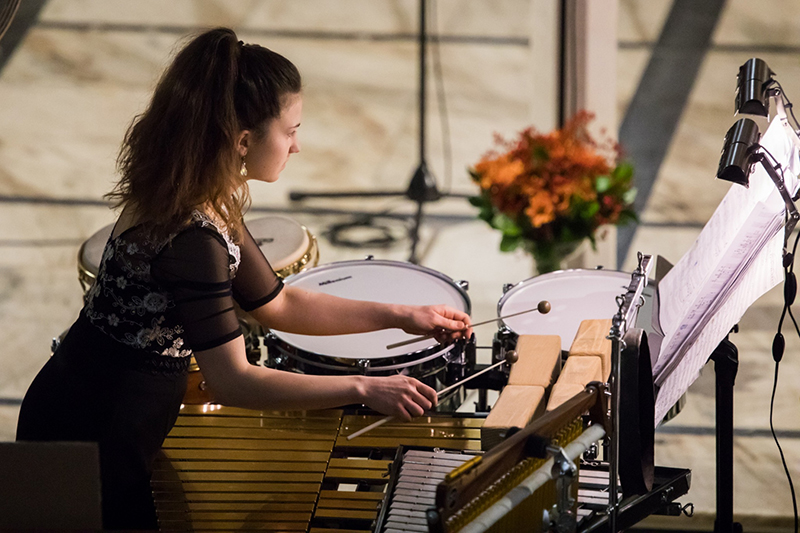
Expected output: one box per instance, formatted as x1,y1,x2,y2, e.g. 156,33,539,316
247,215,310,271
80,223,114,276
271,260,470,360
499,269,636,352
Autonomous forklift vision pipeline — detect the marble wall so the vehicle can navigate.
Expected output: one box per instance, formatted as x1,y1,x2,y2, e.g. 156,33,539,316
0,0,799,529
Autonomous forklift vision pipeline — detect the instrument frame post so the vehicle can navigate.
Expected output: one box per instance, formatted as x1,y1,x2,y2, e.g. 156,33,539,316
710,334,743,533
606,252,653,532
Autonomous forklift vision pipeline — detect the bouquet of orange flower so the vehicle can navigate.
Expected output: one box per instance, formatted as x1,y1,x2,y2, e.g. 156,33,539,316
469,111,637,273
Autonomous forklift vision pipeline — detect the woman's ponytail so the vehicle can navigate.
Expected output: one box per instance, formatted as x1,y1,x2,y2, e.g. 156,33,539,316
109,27,300,241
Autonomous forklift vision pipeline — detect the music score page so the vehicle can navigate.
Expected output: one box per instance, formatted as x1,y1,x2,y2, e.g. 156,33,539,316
652,119,800,424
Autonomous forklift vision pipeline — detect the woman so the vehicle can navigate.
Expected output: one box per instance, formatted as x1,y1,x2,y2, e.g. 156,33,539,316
16,27,471,530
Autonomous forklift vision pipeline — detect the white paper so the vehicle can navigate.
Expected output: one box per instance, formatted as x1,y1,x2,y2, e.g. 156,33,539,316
652,118,800,424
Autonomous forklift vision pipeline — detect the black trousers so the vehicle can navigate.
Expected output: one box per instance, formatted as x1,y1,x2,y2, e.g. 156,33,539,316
16,336,186,531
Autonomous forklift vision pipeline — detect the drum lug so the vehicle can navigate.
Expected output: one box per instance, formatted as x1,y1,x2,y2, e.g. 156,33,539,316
357,359,371,374
456,280,469,291
364,255,375,261
502,283,514,294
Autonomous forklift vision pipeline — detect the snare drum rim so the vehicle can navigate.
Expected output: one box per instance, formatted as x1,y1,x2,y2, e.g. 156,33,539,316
270,259,471,371
496,268,644,333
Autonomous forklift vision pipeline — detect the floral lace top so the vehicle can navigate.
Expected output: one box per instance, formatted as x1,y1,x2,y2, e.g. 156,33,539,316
78,212,283,373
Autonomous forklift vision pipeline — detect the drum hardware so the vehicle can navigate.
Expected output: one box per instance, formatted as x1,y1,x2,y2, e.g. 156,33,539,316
543,446,579,533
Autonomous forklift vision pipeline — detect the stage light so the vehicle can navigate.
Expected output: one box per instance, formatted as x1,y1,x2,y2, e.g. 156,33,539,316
717,118,760,186
735,58,775,116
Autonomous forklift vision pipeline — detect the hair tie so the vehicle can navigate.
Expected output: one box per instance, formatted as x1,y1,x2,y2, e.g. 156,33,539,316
238,40,244,47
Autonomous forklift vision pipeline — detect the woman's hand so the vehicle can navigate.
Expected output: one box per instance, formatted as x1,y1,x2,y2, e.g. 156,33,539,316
359,375,438,421
399,305,473,344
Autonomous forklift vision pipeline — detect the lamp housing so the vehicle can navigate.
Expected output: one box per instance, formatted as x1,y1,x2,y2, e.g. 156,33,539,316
717,118,760,186
735,58,774,116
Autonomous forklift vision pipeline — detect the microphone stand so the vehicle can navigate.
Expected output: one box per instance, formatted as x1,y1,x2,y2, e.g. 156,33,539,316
288,0,469,264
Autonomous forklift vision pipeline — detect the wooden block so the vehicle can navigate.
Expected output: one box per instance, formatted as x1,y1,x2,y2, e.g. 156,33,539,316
481,385,546,450
507,335,562,388
559,356,603,386
545,382,585,412
568,319,612,380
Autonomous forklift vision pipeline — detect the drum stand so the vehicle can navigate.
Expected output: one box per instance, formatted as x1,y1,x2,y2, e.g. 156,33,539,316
287,0,470,264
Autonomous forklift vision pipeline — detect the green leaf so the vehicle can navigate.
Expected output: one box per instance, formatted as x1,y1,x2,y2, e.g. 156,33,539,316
623,187,638,204
492,213,522,236
478,206,494,224
468,195,485,207
613,162,634,182
583,202,600,218
595,175,611,193
532,145,549,163
500,233,522,252
617,210,639,225
468,168,483,182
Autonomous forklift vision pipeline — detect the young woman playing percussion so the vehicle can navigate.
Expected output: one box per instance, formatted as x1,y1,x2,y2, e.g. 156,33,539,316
16,27,472,530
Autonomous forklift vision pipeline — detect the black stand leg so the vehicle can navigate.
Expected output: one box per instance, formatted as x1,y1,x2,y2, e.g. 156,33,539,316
711,336,743,533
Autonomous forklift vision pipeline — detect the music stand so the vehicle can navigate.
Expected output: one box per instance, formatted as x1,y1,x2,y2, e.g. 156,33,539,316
288,0,470,264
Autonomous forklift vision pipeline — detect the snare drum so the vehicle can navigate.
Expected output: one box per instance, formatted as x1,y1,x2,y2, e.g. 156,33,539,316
497,268,656,352
267,259,473,389
247,215,319,278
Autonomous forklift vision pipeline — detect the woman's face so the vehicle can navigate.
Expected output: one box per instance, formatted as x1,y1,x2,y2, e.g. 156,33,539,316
242,94,302,183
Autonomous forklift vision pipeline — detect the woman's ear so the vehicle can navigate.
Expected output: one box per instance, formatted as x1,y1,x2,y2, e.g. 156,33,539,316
235,130,250,157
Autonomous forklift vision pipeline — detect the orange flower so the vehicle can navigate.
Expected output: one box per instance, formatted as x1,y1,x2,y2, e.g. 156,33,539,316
469,110,635,251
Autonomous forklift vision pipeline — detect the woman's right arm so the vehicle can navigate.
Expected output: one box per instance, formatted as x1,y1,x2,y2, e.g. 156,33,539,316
193,336,437,420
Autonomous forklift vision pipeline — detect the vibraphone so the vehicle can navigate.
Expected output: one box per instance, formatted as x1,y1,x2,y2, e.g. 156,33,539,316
152,398,689,532
152,405,483,532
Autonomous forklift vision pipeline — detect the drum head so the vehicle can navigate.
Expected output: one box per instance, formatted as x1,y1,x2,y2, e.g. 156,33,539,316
271,260,470,360
80,223,114,276
499,269,644,352
247,215,310,271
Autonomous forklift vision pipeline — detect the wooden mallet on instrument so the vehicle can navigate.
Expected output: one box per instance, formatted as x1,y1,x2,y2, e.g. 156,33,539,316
347,300,550,441
385,300,551,350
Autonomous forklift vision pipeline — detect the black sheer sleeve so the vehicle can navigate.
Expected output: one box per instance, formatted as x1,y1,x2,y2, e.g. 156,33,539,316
151,226,243,352
232,224,284,312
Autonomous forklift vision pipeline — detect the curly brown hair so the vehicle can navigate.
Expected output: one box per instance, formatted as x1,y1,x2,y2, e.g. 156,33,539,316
108,27,302,241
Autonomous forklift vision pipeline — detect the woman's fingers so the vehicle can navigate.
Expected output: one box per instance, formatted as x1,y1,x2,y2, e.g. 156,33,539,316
362,375,438,421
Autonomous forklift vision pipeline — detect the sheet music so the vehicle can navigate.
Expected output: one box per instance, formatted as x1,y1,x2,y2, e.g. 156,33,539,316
652,118,800,424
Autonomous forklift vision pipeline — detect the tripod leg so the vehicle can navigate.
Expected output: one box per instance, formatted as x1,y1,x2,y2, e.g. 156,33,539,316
289,190,408,201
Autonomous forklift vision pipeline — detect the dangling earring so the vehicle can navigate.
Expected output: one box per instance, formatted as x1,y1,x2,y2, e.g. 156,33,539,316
240,157,248,177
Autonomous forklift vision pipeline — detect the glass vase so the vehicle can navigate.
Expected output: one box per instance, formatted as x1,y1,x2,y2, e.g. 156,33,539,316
528,240,584,275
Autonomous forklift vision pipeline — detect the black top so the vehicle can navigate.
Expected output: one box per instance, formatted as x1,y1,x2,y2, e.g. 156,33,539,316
79,212,283,374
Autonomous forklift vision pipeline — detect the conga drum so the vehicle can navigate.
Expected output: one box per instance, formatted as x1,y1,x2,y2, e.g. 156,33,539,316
246,214,319,278
77,223,113,295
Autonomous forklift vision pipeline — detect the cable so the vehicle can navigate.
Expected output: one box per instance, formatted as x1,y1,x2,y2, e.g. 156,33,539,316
774,80,800,135
428,0,453,193
770,226,800,533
